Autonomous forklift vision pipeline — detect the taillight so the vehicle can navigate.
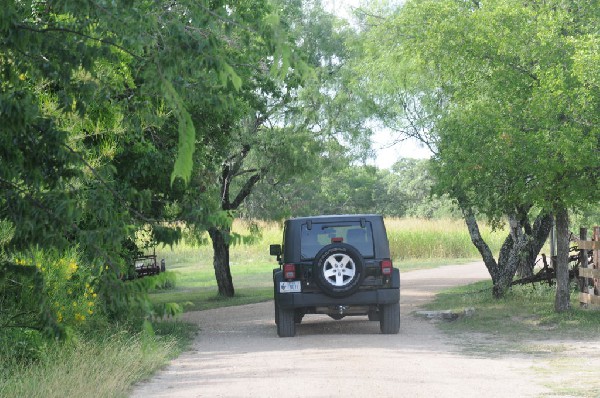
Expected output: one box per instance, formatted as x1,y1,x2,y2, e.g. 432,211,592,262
381,259,393,276
283,263,296,279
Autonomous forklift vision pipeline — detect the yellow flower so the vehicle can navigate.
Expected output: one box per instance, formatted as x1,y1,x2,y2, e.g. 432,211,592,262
87,301,94,307
19,73,26,81
87,309,94,315
92,293,97,298
72,301,77,307
74,313,85,322
57,312,63,323
68,261,78,273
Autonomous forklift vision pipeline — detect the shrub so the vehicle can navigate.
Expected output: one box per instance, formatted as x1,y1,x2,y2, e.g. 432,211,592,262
0,248,102,362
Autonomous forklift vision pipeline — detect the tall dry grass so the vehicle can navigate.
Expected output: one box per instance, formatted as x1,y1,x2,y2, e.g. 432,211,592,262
231,217,507,261
0,332,175,398
384,218,507,260
161,217,507,266
155,217,508,284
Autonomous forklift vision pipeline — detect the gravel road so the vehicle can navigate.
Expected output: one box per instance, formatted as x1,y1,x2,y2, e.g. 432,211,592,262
130,262,550,398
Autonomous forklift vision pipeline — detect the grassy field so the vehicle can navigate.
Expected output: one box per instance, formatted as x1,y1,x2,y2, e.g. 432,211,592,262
149,218,507,311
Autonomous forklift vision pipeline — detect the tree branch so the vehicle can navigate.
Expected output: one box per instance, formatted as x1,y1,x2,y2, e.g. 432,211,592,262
461,205,499,277
229,173,262,210
15,24,141,59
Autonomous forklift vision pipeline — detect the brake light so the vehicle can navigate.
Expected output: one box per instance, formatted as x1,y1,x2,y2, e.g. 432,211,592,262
331,237,343,243
381,259,393,275
283,263,296,279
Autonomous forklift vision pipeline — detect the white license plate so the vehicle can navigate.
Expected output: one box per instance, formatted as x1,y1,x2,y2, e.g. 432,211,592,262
280,281,301,293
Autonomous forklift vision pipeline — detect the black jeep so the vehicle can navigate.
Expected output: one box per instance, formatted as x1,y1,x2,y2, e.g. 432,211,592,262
270,214,400,337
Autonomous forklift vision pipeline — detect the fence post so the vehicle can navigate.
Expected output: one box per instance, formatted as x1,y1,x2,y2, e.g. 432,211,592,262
579,228,588,307
550,222,556,263
594,227,600,296
578,226,600,308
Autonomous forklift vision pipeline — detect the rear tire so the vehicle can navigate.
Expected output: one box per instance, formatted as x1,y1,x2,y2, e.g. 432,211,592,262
379,302,400,334
368,308,380,321
277,305,296,337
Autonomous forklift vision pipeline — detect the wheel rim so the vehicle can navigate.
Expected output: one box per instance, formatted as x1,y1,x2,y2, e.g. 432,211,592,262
322,253,356,287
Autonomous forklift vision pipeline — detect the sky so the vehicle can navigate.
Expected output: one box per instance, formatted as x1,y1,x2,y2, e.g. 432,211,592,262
370,132,432,169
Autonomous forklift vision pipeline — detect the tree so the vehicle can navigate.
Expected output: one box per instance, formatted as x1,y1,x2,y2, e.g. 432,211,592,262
382,159,458,218
199,0,375,296
356,0,600,303
0,0,305,329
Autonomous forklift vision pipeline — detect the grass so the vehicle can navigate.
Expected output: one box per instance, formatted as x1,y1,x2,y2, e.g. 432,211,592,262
385,218,506,260
396,257,478,272
426,281,600,397
151,228,276,311
0,322,197,398
426,281,600,340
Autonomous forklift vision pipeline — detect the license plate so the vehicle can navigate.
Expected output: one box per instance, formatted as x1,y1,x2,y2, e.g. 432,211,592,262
280,281,301,293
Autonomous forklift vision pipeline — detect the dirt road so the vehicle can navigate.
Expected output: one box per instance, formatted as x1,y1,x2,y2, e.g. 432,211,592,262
130,262,550,397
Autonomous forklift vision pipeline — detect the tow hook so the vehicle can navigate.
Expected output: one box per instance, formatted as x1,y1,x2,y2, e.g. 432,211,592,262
337,305,347,315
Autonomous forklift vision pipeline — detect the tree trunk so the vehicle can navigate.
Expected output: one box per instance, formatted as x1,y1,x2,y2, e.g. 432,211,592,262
517,213,554,278
462,208,503,297
208,227,234,297
554,206,571,312
208,143,262,298
462,206,552,299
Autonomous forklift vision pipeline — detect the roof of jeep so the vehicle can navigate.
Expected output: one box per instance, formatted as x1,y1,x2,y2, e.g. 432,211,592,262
281,214,391,260
285,214,383,223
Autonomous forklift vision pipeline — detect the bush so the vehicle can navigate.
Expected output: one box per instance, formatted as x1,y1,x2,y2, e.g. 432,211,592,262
0,248,103,362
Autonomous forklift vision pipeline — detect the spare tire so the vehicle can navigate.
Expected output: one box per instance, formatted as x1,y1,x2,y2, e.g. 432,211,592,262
313,243,365,298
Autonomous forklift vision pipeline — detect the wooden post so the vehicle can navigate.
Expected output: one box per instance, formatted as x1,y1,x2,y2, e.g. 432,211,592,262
594,227,600,296
580,228,589,269
550,223,556,264
578,226,600,308
580,228,588,308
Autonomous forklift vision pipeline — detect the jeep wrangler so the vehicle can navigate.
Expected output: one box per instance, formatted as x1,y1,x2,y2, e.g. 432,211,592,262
270,214,400,337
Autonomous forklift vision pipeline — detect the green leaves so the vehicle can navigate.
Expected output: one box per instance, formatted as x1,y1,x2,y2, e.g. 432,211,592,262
219,62,243,91
361,0,599,220
162,78,195,185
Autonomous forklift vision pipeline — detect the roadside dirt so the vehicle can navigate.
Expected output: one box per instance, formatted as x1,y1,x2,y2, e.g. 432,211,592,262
130,262,553,398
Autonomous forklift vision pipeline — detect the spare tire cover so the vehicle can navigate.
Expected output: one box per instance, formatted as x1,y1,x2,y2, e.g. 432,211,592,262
313,243,365,298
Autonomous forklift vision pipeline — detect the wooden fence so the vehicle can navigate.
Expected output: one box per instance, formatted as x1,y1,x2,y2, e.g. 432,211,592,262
577,226,600,308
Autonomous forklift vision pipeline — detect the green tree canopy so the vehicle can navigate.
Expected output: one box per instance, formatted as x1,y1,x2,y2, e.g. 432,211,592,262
356,0,599,302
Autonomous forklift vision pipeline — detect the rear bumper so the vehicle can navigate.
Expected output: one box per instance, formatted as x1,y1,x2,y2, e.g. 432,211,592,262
274,269,400,309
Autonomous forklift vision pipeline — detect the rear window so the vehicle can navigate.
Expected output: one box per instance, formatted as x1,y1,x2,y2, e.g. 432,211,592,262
300,221,374,259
